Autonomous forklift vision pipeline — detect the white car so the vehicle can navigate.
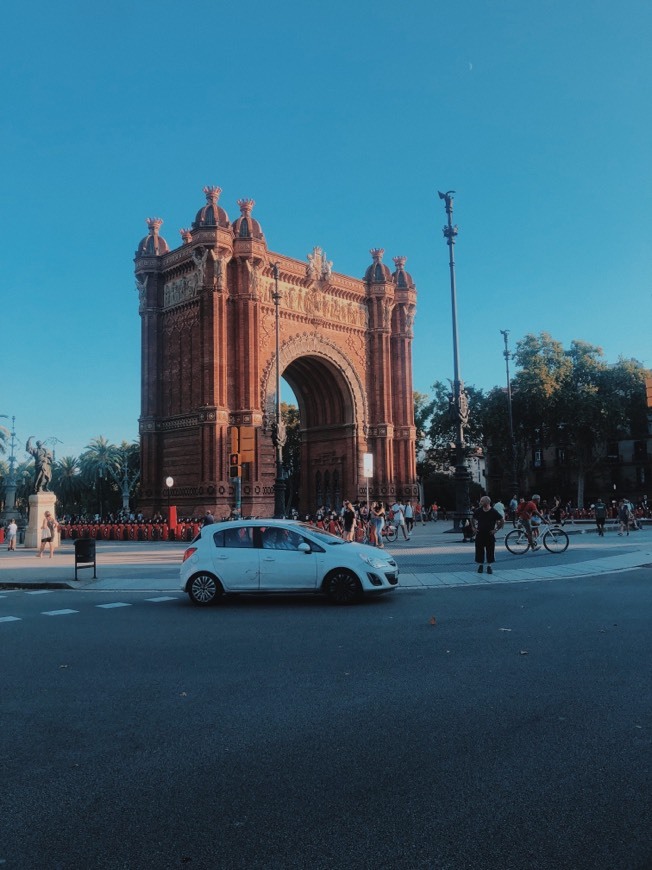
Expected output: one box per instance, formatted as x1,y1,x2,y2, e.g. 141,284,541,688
180,519,399,606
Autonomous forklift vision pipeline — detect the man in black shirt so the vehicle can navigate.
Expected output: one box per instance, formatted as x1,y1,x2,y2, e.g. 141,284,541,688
472,496,504,574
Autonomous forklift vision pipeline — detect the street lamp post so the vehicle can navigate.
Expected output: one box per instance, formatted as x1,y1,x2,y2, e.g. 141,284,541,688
0,416,23,528
271,263,287,518
500,329,519,496
165,476,174,521
438,190,471,531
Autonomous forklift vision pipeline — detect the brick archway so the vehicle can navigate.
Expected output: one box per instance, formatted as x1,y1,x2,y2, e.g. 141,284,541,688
135,188,419,517
261,334,368,510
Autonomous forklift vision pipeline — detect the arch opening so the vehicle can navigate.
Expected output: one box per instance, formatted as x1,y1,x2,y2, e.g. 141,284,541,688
278,354,360,513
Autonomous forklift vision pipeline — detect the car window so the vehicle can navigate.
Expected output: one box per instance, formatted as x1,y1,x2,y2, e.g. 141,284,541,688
215,527,254,549
297,523,345,546
260,527,305,551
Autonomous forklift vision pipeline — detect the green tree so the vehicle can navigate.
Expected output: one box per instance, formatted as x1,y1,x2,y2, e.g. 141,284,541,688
281,403,301,512
52,456,84,516
420,381,487,472
79,436,121,518
511,334,651,506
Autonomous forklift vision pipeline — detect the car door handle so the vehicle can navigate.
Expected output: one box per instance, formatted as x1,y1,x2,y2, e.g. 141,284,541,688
261,556,276,562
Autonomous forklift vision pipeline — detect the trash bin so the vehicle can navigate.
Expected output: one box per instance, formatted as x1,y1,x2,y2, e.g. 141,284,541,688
74,538,97,580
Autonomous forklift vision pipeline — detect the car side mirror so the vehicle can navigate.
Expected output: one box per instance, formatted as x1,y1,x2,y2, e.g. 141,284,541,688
298,542,311,554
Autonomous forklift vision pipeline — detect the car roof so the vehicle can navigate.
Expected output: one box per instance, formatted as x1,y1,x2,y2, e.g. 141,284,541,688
204,518,300,530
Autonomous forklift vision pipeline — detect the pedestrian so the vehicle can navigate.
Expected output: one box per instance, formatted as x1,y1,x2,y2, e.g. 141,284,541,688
508,494,518,526
516,494,544,550
404,500,414,534
38,510,58,559
202,511,215,526
551,496,564,526
472,496,504,574
493,497,505,521
6,519,18,551
390,500,410,540
593,497,607,537
342,500,356,541
617,499,631,536
370,501,385,547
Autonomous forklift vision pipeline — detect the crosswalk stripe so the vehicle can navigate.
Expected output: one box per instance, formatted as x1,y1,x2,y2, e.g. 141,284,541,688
145,596,178,602
0,616,21,622
42,610,79,616
96,602,132,609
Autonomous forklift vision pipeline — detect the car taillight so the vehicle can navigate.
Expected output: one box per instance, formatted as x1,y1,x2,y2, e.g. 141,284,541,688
182,547,198,562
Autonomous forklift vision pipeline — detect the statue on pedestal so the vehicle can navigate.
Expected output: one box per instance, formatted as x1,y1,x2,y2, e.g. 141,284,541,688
26,437,53,493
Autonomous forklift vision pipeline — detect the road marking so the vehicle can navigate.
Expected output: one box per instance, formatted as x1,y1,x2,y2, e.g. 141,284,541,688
96,602,132,609
42,609,79,616
0,616,21,623
24,590,53,595
145,596,178,602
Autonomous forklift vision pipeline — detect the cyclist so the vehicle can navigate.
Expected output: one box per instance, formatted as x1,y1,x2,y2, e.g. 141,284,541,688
516,494,545,550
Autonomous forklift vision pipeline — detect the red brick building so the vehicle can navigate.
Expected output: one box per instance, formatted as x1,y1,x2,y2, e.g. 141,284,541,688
135,186,418,517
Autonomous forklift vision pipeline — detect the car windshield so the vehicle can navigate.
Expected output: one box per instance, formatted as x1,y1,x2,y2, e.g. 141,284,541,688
297,522,346,546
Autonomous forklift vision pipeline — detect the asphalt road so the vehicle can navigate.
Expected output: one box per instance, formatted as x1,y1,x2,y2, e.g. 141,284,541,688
2,570,651,870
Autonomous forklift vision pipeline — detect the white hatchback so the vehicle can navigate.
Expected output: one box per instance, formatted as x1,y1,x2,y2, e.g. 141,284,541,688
180,519,399,605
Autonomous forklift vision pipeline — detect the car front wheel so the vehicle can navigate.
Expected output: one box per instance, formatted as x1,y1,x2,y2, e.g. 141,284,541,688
324,569,363,605
188,572,223,606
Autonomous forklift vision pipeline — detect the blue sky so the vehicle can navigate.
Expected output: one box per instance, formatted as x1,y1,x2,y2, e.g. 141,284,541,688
2,0,650,461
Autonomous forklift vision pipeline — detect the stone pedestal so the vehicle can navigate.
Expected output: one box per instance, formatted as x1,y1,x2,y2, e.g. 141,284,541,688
25,492,60,550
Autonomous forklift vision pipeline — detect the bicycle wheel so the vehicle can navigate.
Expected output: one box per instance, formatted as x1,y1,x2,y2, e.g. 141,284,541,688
543,527,569,553
384,525,397,543
505,529,530,555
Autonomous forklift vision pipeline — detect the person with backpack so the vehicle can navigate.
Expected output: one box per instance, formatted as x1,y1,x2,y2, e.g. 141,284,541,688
593,498,607,537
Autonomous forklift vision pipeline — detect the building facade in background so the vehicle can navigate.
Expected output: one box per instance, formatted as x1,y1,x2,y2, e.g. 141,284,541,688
134,186,418,517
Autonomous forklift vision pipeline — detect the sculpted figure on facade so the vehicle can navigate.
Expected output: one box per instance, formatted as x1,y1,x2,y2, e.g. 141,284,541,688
192,247,209,287
245,260,259,298
135,274,148,309
306,246,333,283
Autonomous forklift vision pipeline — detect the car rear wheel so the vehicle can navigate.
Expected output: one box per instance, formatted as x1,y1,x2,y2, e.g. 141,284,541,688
188,572,223,606
324,569,363,605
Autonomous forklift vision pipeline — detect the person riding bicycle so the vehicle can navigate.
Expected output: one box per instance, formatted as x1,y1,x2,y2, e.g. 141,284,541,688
516,494,545,550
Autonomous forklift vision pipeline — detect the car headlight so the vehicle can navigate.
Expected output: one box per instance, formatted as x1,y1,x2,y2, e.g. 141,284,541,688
358,553,389,569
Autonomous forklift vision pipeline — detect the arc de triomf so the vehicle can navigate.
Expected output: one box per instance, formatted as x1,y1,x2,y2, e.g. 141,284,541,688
135,186,418,517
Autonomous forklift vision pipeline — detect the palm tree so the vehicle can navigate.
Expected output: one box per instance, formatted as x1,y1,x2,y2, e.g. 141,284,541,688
53,456,84,517
79,436,121,519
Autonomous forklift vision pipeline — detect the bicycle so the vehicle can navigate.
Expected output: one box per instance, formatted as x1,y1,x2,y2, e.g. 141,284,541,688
505,520,569,555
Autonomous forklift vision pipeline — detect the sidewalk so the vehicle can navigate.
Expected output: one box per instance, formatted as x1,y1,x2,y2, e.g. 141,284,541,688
0,522,650,592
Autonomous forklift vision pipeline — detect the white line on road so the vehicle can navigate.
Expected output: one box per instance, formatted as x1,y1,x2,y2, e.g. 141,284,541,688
96,603,132,609
145,596,179,602
42,610,79,616
0,616,21,623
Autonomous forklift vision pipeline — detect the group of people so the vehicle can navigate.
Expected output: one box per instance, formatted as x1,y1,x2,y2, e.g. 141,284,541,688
306,499,423,547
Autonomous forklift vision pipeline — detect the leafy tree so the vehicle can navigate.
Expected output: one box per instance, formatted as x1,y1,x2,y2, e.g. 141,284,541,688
419,381,487,472
281,403,301,512
79,436,122,518
510,334,651,506
52,456,84,516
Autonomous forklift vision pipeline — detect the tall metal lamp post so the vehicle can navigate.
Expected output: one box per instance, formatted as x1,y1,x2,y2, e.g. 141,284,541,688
438,190,471,531
0,416,23,528
165,476,174,520
271,263,287,518
500,329,519,496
